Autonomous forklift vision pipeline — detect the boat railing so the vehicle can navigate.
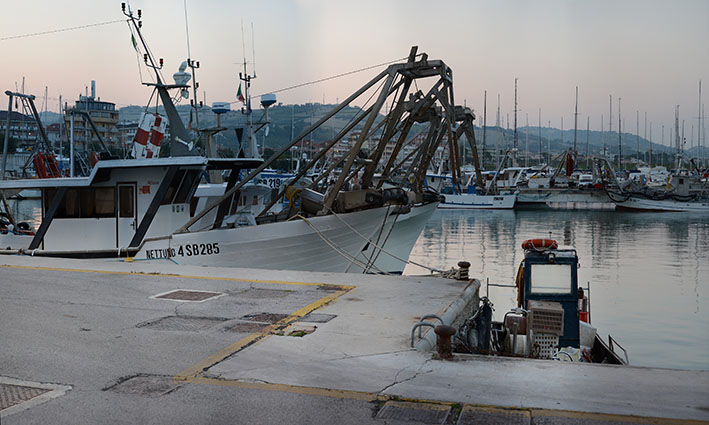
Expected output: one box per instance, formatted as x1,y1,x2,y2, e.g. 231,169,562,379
608,334,629,364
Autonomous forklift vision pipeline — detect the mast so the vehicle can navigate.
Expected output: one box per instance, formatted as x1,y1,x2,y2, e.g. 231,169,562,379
513,78,518,166
573,86,578,156
524,112,529,168
618,97,622,170
699,80,703,167
601,114,604,158
649,122,653,168
644,112,647,165
636,110,640,167
482,90,487,169
585,116,590,169
538,108,542,166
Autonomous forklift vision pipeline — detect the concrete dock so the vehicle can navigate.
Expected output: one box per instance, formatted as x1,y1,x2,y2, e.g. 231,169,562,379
1,255,707,425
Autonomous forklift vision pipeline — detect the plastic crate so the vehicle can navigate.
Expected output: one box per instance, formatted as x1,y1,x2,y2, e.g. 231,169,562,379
533,333,559,359
528,300,564,336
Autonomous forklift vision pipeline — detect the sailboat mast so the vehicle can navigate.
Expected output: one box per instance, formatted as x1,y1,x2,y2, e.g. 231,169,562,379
586,116,590,169
636,110,640,167
482,90,487,169
617,98,622,170
573,86,578,156
513,78,518,166
538,108,542,166
525,113,529,168
698,80,702,167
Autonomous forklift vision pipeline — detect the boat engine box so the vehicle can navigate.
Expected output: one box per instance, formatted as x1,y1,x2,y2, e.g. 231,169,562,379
334,189,384,213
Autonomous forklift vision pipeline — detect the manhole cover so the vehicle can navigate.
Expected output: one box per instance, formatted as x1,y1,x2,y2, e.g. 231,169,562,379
0,377,71,417
152,289,223,302
457,406,531,425
105,375,180,397
240,312,289,323
0,383,50,411
137,316,228,331
301,313,337,323
376,401,450,424
237,288,292,299
225,322,269,333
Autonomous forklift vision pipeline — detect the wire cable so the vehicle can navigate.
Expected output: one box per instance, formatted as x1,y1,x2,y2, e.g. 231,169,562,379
1,19,124,41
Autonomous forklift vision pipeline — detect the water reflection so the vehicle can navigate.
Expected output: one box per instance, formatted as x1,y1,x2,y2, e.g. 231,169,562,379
405,209,709,370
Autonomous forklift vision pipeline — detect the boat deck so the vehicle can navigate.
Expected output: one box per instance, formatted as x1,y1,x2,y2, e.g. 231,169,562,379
0,256,707,425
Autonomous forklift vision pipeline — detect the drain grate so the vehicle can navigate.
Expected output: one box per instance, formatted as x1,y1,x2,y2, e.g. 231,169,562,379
376,401,450,424
225,322,269,333
301,313,337,323
152,289,223,302
105,375,180,397
456,406,531,425
237,288,292,299
137,316,228,331
0,383,50,411
240,312,289,324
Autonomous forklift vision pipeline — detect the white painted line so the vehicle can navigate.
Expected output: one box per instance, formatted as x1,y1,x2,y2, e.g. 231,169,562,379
0,376,72,418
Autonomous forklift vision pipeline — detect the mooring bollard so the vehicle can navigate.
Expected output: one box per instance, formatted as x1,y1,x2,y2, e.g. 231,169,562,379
457,261,470,281
434,325,456,359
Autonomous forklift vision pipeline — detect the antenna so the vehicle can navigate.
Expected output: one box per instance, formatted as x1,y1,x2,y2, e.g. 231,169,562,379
183,0,191,59
251,22,256,78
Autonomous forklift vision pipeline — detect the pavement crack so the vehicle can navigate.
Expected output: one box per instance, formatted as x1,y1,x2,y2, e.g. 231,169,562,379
377,358,433,395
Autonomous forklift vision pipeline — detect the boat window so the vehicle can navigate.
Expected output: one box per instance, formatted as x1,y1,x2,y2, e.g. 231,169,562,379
44,187,116,218
529,264,572,294
118,186,135,218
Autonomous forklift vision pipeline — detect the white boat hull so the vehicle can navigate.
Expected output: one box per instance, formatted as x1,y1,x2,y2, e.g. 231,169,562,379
138,203,438,273
438,193,516,209
615,196,709,212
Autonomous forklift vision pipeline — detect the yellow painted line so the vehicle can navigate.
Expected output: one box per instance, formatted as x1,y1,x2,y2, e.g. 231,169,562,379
0,263,351,288
189,376,383,402
529,407,709,425
175,288,351,381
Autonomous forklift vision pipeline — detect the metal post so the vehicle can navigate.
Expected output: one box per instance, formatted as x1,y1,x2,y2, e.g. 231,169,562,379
70,110,75,177
1,92,13,180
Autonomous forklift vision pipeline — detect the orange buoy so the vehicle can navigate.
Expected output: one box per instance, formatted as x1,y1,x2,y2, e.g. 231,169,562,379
521,239,558,251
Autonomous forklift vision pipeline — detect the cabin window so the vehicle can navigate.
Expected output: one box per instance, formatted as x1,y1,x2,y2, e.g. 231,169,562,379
118,186,135,218
44,187,117,218
529,264,572,294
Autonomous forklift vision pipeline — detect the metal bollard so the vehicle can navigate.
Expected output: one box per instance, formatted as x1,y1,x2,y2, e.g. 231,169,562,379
457,261,470,281
434,325,456,359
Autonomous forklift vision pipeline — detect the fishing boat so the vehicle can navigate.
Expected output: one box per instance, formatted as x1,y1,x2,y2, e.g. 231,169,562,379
609,175,709,212
455,238,628,365
0,6,459,274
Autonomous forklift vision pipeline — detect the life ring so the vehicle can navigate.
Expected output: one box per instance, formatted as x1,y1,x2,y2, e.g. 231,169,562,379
521,239,558,251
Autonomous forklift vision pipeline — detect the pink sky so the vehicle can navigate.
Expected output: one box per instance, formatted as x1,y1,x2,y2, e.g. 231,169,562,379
2,0,708,142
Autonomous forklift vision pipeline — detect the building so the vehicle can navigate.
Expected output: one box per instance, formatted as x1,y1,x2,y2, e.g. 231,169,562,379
64,81,119,150
0,110,38,149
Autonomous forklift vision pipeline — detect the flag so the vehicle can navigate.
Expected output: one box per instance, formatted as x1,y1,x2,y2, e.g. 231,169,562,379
237,83,245,103
187,109,193,131
131,33,138,52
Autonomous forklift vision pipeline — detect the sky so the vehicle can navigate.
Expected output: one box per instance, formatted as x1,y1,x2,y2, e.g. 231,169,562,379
2,0,708,145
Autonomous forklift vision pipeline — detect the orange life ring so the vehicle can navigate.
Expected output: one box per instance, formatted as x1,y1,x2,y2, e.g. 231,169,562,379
521,239,558,251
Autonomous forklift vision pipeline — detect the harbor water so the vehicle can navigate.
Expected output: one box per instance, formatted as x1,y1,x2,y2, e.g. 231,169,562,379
405,208,709,371
7,199,708,370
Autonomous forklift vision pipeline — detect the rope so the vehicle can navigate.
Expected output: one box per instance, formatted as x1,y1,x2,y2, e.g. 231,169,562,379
243,55,420,102
293,214,389,274
1,19,124,41
322,204,447,275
